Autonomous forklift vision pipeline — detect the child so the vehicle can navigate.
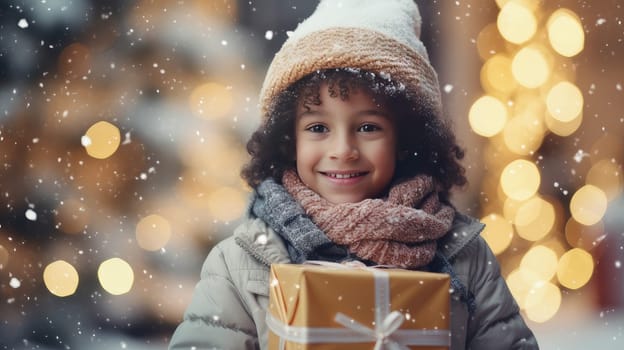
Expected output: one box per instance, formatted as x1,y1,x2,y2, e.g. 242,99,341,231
169,0,539,349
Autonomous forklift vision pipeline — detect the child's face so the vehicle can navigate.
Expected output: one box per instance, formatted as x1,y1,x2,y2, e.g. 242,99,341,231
294,83,397,204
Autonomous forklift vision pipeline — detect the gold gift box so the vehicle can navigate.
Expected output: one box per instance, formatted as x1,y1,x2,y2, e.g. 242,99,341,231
267,262,451,349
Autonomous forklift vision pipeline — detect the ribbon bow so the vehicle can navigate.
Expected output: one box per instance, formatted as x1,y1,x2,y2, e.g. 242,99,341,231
334,310,408,350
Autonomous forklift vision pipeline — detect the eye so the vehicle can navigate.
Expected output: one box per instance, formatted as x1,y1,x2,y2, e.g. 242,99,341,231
306,124,328,133
358,123,381,132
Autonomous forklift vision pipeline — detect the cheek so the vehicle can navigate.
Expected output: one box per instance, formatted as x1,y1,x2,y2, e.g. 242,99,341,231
376,140,398,166
381,152,397,175
373,141,398,180
295,140,317,167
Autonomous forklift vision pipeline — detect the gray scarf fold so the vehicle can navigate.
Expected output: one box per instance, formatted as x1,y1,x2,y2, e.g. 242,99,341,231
250,179,348,263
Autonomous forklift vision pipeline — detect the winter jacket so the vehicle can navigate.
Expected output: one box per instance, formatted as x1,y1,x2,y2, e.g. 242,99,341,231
168,213,539,349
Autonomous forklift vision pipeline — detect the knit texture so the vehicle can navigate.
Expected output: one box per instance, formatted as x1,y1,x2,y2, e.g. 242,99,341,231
282,171,455,269
250,178,346,263
259,0,442,123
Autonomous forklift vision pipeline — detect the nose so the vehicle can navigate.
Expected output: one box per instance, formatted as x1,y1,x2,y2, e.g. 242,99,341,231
329,133,359,160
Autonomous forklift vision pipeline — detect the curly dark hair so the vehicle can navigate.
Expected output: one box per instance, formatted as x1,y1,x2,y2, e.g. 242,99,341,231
241,68,466,200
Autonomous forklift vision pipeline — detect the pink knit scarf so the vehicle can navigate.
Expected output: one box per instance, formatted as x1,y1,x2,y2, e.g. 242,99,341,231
282,170,455,269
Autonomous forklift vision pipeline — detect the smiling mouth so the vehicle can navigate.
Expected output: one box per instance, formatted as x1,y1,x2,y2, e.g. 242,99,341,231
322,172,367,179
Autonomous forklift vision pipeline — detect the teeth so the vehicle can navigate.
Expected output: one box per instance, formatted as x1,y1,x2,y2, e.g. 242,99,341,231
328,173,362,179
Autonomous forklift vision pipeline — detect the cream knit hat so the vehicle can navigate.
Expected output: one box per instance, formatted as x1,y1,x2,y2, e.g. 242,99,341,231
259,0,442,121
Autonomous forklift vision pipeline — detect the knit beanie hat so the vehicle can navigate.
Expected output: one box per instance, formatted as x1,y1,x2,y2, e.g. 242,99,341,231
259,0,442,121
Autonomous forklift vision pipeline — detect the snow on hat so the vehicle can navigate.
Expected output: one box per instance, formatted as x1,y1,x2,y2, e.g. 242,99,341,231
259,0,442,121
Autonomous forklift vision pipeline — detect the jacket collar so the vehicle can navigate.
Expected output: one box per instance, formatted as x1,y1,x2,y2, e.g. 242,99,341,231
437,212,485,260
233,217,291,266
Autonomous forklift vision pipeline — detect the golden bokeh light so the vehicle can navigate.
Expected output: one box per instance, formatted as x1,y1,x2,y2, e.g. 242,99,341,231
546,81,583,122
524,281,561,323
547,9,585,57
189,82,234,120
207,186,248,222
512,92,544,118
591,134,624,163
540,235,568,259
98,258,134,295
180,133,248,186
476,24,507,60
497,1,537,44
483,140,518,175
480,213,514,255
506,267,540,309
503,197,523,222
501,159,541,201
521,245,558,281
136,214,172,251
565,217,605,251
570,185,608,226
503,113,545,156
481,54,518,96
43,260,80,297
586,159,623,202
82,121,121,159
0,245,9,269
175,176,213,209
468,95,508,137
557,248,594,290
514,197,555,241
511,47,551,88
545,109,583,136
495,0,542,11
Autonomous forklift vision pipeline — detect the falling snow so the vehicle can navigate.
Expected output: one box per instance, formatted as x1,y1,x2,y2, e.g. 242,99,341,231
255,233,268,245
122,131,132,145
17,18,29,29
80,135,92,147
573,149,589,163
25,208,37,221
9,277,21,288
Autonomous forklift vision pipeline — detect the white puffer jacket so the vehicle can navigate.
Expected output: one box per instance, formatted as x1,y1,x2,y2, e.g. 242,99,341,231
169,213,539,349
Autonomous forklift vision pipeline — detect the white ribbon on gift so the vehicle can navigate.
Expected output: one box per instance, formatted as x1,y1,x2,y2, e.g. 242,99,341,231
267,261,451,349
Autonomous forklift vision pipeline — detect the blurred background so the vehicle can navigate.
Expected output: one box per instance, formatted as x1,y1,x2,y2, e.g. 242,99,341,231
0,0,622,349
